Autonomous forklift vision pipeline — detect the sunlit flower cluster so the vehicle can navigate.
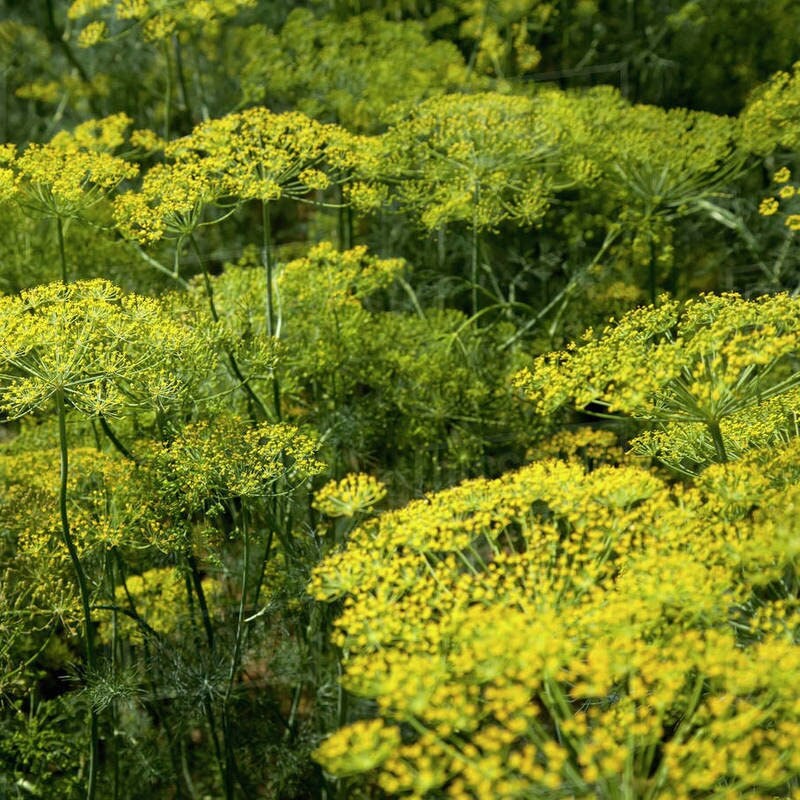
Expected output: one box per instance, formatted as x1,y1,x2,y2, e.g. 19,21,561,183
514,292,800,470
114,108,350,243
377,91,570,231
143,413,324,515
310,440,800,797
0,279,217,420
1,114,137,220
313,473,387,518
68,0,256,43
759,166,800,232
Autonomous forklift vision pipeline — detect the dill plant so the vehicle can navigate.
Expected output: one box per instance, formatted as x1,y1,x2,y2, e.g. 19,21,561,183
1,115,138,283
0,280,328,797
310,442,800,798
202,242,537,489
232,9,469,133
0,279,210,799
114,106,356,420
376,91,587,318
514,292,800,474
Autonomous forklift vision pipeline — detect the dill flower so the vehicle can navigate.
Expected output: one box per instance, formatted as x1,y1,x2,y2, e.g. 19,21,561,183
314,719,401,776
759,197,780,216
77,20,107,48
310,444,800,797
773,166,792,183
115,108,347,244
15,80,61,102
8,115,137,221
67,0,110,18
314,473,387,518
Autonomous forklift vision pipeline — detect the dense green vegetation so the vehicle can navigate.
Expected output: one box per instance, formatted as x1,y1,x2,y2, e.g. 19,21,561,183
0,1,799,797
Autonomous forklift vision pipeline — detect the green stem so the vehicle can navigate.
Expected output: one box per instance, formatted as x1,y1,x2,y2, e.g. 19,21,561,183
173,34,194,130
648,235,657,306
707,419,729,463
283,682,303,741
56,389,99,800
186,550,215,652
129,241,191,288
162,39,173,141
336,187,348,251
188,234,269,421
185,549,227,794
99,415,137,462
261,201,282,420
262,202,275,337
56,216,68,284
471,211,479,319
251,525,274,612
106,553,120,800
222,505,249,798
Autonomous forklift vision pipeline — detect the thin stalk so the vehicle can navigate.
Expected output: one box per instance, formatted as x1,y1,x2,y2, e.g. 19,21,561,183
186,550,215,652
707,419,729,463
56,389,99,800
283,683,303,741
262,201,275,337
56,216,68,283
162,39,173,141
261,201,282,420
184,549,227,794
106,552,120,800
188,234,270,421
129,242,191,289
181,739,200,800
471,207,479,319
222,506,250,798
345,204,353,251
99,415,137,463
648,234,657,305
173,34,194,129
336,187,348,251
251,525,274,612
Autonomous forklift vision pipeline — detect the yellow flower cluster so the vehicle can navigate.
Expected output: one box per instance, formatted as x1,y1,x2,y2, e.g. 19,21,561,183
77,20,107,48
741,61,800,154
313,473,387,518
378,91,569,231
310,439,800,797
2,114,137,220
514,292,800,469
0,279,217,421
526,427,631,468
143,414,324,513
588,97,741,213
758,167,800,231
114,108,350,243
0,447,169,617
68,0,256,43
